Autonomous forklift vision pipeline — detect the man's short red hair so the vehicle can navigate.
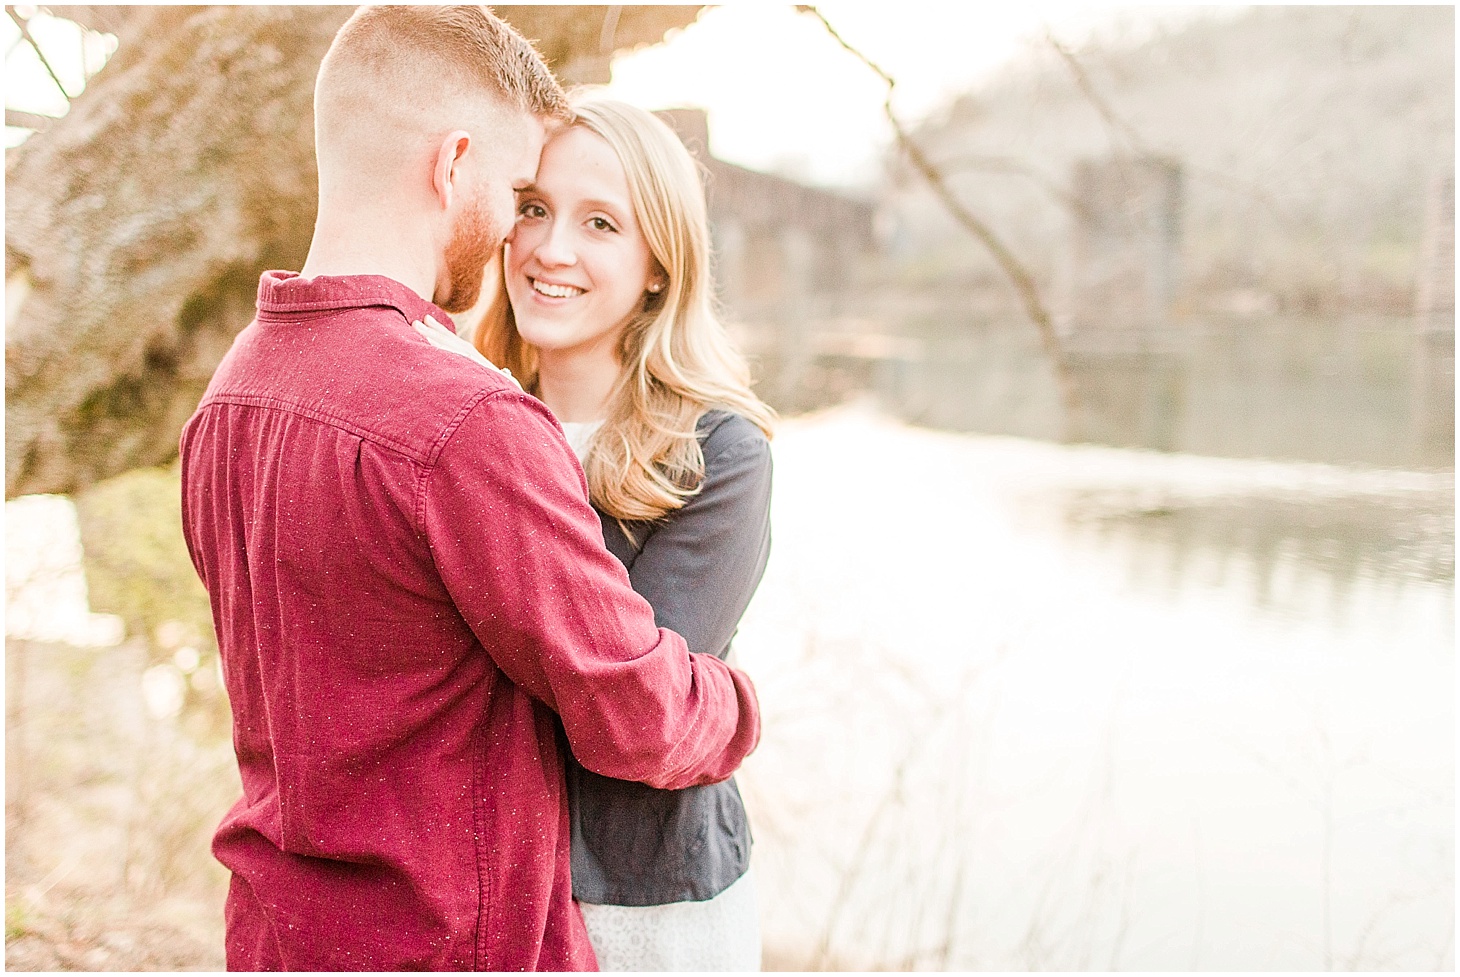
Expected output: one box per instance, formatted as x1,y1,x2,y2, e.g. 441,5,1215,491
321,5,569,122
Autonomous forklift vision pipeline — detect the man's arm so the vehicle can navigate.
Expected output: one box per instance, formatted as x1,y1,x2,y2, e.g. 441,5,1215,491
420,389,759,790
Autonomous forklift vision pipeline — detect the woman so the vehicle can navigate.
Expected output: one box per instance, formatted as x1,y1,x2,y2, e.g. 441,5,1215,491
417,91,775,971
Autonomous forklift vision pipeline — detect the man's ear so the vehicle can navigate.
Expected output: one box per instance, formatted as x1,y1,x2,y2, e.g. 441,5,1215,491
431,129,472,211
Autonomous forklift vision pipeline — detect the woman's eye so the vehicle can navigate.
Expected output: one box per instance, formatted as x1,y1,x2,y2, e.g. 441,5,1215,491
517,202,547,220
589,217,616,233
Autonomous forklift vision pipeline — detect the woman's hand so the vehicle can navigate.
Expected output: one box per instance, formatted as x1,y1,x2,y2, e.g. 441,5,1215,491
412,315,521,389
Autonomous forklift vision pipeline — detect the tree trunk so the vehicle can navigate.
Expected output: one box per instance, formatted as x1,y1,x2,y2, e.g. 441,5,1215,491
5,4,702,499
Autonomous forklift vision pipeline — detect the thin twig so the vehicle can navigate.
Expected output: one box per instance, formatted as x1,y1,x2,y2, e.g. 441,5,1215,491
798,5,1080,436
810,710,926,968
6,6,73,101
1044,28,1145,153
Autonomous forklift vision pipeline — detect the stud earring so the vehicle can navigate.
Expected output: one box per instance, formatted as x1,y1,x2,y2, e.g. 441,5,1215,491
647,281,664,294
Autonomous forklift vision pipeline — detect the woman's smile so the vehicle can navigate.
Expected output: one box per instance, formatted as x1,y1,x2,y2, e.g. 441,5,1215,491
529,278,586,300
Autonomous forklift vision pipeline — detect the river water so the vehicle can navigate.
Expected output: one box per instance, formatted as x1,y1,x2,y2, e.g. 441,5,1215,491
734,403,1453,970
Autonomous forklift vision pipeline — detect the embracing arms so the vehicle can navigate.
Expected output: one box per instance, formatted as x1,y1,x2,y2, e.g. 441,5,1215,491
420,390,760,790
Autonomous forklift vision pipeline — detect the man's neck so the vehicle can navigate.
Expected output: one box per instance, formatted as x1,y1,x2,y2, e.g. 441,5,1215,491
300,204,439,303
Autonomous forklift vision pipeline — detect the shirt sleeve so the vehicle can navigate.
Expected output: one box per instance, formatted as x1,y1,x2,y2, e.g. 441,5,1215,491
419,389,759,790
620,421,773,661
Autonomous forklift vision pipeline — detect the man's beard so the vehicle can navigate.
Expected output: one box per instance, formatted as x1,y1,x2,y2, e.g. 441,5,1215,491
438,195,501,314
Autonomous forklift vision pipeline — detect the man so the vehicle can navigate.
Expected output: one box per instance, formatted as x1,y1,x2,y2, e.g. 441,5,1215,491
178,7,760,971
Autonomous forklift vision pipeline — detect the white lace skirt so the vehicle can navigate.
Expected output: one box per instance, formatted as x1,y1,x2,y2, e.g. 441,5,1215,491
577,869,761,971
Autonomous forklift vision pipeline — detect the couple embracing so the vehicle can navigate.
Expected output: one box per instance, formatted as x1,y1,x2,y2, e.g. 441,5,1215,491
179,5,772,971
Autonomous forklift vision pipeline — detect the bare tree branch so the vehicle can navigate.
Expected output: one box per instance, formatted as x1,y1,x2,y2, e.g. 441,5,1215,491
5,107,56,130
598,4,622,53
798,4,1080,435
926,152,1079,210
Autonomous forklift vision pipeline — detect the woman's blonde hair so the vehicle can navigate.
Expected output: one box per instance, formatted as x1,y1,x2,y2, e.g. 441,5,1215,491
475,90,775,523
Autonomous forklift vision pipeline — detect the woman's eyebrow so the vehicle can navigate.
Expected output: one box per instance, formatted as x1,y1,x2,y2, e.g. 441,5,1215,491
578,197,630,217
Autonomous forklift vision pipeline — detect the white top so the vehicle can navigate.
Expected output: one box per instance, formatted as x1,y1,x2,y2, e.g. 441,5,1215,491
560,419,605,463
577,868,761,971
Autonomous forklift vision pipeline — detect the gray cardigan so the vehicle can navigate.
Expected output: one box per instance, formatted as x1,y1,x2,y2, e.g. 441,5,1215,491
566,409,773,906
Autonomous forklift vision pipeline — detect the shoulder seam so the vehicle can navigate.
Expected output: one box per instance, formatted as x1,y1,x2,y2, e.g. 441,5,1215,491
412,386,554,535
703,421,770,470
196,393,430,462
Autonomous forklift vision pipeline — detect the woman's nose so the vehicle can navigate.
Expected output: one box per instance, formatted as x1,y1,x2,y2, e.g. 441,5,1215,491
533,222,577,268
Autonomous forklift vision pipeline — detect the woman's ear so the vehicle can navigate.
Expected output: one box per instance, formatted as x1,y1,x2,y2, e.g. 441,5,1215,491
432,129,473,210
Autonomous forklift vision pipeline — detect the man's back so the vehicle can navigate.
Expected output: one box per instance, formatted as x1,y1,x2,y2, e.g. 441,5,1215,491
181,272,759,970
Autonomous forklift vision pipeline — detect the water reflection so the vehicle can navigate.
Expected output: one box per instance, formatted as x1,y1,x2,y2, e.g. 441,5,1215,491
870,311,1455,471
1057,480,1454,624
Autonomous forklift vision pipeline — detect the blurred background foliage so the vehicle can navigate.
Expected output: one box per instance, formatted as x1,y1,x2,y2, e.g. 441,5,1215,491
73,465,211,655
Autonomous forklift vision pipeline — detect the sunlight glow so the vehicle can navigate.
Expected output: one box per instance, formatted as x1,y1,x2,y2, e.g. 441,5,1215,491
606,3,1237,187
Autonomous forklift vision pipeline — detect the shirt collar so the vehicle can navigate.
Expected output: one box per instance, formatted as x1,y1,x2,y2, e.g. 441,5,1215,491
255,271,457,332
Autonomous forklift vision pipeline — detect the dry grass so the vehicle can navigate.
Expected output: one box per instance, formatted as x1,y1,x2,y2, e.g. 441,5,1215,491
6,638,234,972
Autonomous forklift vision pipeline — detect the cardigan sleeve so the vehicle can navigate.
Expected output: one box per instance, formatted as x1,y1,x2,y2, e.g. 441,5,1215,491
621,414,773,660
420,390,760,790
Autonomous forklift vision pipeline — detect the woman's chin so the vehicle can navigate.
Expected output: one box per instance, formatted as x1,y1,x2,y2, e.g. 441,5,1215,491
512,321,561,352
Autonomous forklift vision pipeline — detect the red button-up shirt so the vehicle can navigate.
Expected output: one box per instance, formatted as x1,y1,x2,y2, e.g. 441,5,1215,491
179,272,760,971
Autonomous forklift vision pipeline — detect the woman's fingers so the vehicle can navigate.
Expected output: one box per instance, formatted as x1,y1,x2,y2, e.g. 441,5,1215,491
411,320,466,356
410,319,520,389
411,320,450,347
412,318,457,344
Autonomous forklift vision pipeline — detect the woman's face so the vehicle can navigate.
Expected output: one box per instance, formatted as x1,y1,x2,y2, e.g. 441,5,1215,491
505,126,662,363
